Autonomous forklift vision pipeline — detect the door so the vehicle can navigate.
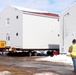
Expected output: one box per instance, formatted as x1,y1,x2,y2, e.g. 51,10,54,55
6,33,10,46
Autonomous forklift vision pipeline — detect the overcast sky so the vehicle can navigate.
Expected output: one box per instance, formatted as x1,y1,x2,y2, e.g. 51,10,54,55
0,0,76,14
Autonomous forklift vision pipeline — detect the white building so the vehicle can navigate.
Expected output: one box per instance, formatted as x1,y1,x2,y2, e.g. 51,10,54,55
60,3,76,53
0,5,60,50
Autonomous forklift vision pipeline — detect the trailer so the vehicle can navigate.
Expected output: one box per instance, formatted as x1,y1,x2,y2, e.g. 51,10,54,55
0,5,60,56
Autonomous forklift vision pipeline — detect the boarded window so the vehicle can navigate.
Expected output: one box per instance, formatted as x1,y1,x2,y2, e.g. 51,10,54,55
16,33,18,36
16,16,18,19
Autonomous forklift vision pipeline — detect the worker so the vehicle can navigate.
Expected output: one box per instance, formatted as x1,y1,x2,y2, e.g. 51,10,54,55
68,39,76,72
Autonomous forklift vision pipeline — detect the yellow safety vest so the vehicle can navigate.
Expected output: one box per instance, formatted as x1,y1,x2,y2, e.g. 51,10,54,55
71,44,76,56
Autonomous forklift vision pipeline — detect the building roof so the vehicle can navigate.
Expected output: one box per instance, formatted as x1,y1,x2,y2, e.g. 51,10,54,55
11,5,59,18
60,2,76,16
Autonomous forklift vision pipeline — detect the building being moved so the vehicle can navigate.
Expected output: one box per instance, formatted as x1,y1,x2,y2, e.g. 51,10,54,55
0,5,60,55
60,2,76,53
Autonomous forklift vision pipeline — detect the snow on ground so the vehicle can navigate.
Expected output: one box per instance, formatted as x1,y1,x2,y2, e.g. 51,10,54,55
33,72,59,75
35,54,73,65
0,71,11,75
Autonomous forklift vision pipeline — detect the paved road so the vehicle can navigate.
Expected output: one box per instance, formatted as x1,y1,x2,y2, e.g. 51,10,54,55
0,59,75,75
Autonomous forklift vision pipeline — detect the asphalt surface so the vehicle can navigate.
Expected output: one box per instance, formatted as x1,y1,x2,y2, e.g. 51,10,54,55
0,58,75,75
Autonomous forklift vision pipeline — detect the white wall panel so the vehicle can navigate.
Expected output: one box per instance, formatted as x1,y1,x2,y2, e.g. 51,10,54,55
23,14,60,49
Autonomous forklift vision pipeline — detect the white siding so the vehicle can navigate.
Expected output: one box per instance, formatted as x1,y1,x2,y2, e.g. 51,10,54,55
60,3,76,53
0,7,23,48
23,13,60,49
0,6,60,49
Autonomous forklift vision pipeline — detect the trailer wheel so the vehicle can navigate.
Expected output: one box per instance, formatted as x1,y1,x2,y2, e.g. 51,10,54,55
31,51,37,56
47,50,53,57
34,52,37,56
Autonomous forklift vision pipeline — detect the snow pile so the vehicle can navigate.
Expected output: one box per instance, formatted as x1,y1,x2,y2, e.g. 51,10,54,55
36,54,73,65
0,71,11,75
33,72,59,75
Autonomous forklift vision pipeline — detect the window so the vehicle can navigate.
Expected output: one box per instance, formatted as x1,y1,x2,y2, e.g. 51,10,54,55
8,36,10,40
16,33,18,36
58,19,59,21
6,36,10,41
58,34,60,37
6,18,10,26
16,16,18,19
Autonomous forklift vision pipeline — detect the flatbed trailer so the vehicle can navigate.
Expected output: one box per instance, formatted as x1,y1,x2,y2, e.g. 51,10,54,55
0,40,59,56
7,47,59,56
0,42,59,56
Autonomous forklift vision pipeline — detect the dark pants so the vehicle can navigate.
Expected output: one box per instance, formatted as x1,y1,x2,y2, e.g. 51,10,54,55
72,58,76,71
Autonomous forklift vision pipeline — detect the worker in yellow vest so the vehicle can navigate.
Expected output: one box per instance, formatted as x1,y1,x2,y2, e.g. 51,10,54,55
68,39,76,72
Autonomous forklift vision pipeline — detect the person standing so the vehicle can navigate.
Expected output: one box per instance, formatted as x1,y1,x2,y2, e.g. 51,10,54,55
68,39,76,72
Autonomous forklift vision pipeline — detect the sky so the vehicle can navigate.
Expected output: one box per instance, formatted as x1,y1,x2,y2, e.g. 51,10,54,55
0,0,76,14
